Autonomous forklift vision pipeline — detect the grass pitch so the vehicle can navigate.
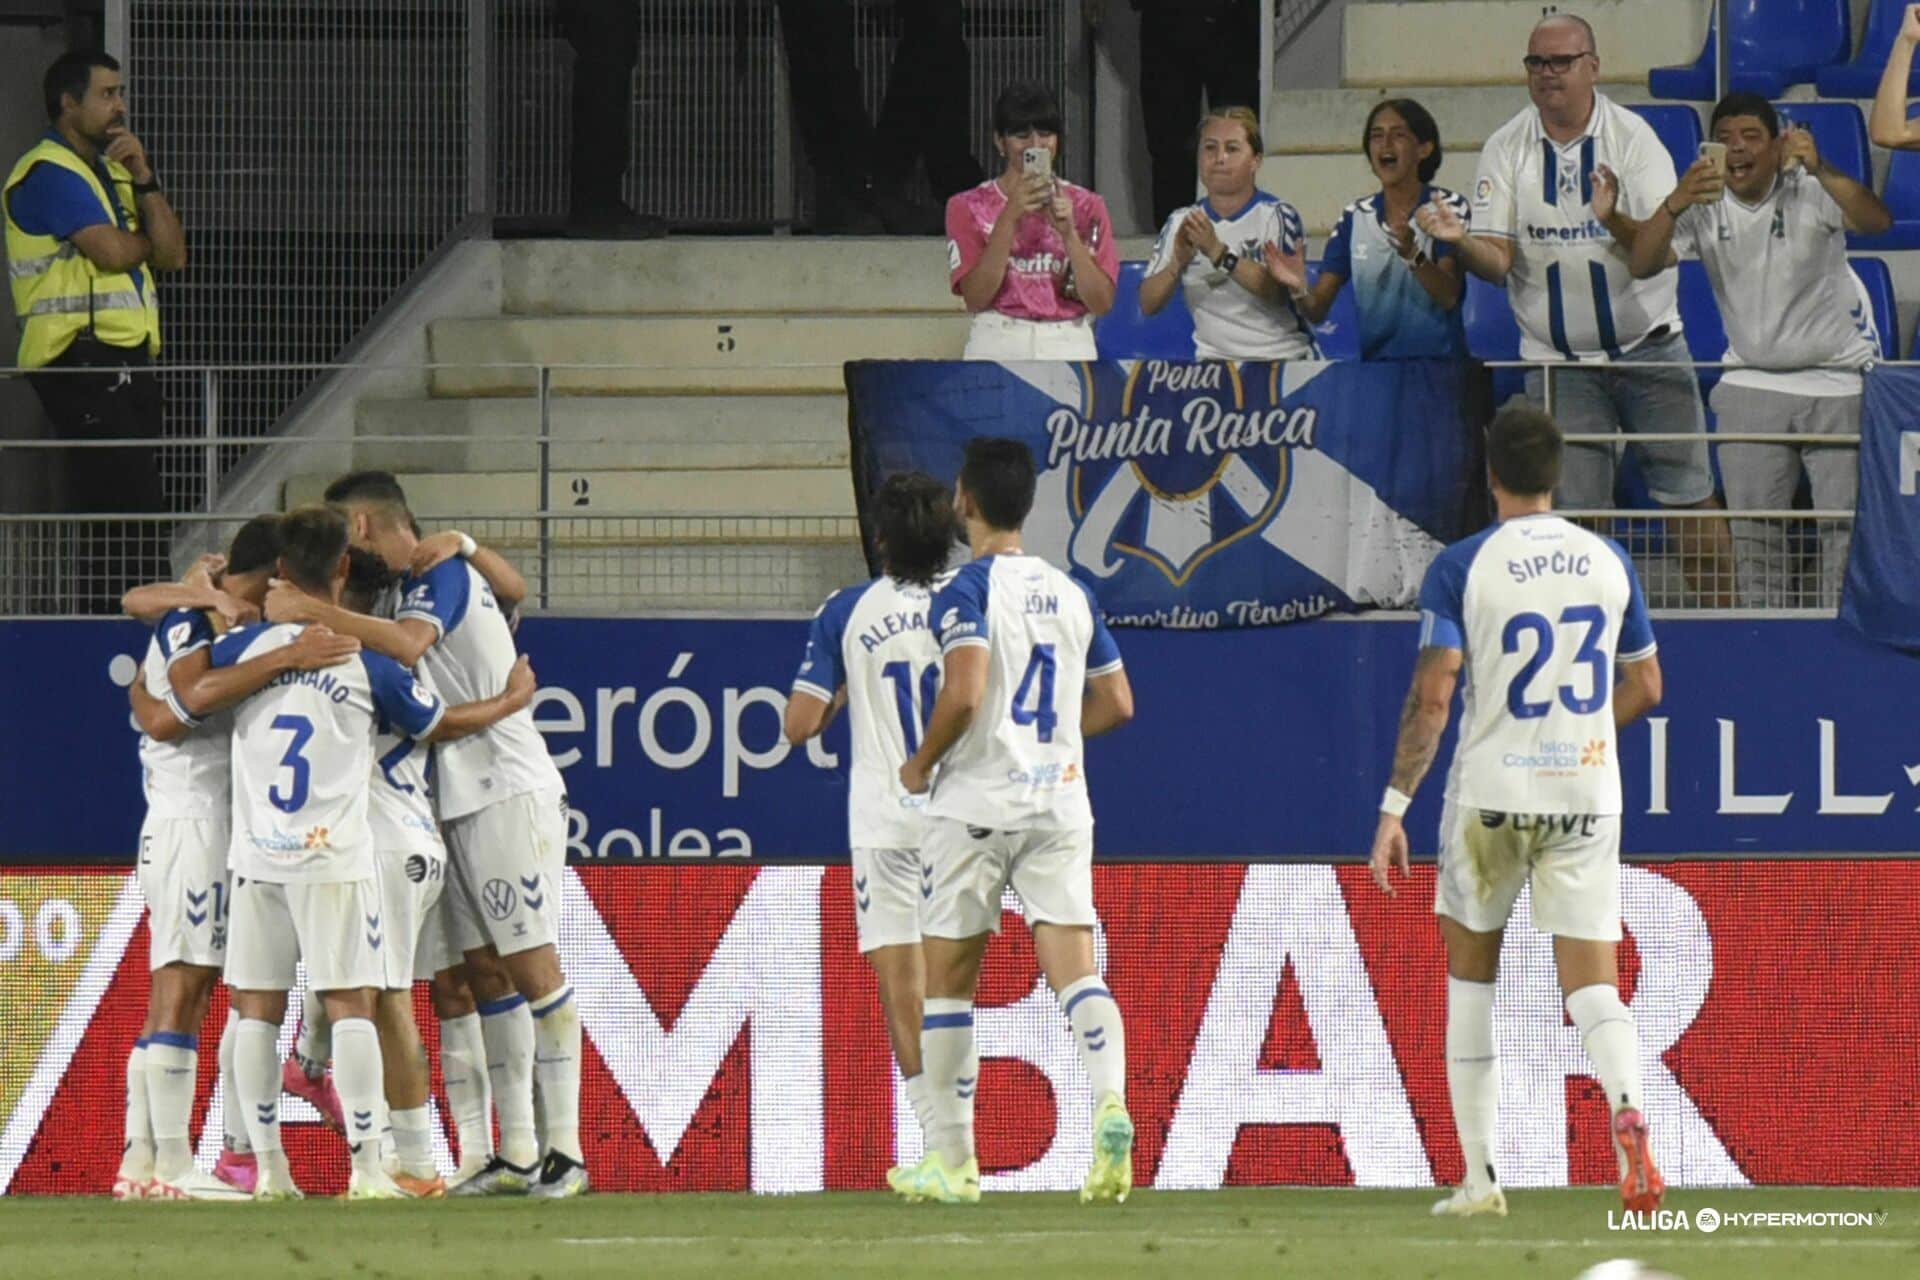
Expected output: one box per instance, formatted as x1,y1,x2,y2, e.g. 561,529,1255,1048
2,1187,1915,1279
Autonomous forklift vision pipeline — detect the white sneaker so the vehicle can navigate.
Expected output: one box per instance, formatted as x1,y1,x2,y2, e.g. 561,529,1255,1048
347,1167,409,1201
1431,1184,1508,1217
147,1168,251,1201
112,1174,151,1201
445,1156,493,1193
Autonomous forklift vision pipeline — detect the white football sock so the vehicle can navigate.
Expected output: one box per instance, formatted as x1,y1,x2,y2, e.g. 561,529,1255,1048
117,1040,154,1181
1566,982,1643,1179
330,1017,385,1176
218,1009,251,1154
438,1012,493,1168
232,1017,283,1156
920,998,976,1167
479,994,538,1168
1057,975,1127,1107
144,1032,199,1183
529,985,583,1163
1446,976,1500,1194
904,1072,936,1148
391,1105,435,1180
293,989,330,1079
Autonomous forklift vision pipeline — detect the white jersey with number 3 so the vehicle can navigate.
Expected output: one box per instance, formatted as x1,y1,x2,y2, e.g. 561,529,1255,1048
926,554,1123,832
1418,515,1655,815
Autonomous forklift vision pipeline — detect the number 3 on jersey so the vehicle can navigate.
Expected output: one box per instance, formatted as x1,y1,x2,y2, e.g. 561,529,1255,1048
1011,644,1058,742
1502,605,1608,719
268,713,315,813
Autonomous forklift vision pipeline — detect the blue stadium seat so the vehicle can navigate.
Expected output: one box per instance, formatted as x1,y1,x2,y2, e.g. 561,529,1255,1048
1627,104,1704,179
1675,260,1727,372
1847,109,1920,250
1462,274,1524,403
1094,260,1194,361
1308,263,1359,360
1848,256,1901,359
1818,0,1920,98
1650,3,1851,100
1771,101,1871,187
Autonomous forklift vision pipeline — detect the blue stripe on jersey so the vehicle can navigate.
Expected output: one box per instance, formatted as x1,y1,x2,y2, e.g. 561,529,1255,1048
1540,139,1557,206
1588,260,1622,359
1579,138,1595,206
1546,263,1575,359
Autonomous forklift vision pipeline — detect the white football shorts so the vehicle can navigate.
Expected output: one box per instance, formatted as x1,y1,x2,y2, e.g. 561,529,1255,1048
918,816,1097,940
443,789,568,958
375,844,447,989
850,846,924,953
224,875,386,993
137,813,230,971
1433,802,1623,942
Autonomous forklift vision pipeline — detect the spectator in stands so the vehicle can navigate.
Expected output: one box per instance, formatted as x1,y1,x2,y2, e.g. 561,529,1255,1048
946,83,1117,360
1091,0,1260,227
1263,99,1468,359
1869,5,1920,149
1137,107,1314,360
1416,13,1735,606
1619,95,1889,609
557,0,665,238
3,51,184,614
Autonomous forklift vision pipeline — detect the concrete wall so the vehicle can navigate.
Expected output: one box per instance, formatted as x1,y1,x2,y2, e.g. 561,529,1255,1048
0,24,67,516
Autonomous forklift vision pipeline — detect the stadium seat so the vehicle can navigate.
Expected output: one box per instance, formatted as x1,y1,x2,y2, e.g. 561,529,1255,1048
1847,109,1920,250
1308,263,1360,360
1771,101,1872,187
1848,256,1901,359
1649,2,1851,100
1461,274,1523,403
1095,261,1195,361
1817,0,1920,98
1675,260,1727,368
1627,104,1704,180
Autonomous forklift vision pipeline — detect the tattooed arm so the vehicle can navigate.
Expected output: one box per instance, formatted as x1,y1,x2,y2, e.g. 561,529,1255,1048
1370,645,1463,896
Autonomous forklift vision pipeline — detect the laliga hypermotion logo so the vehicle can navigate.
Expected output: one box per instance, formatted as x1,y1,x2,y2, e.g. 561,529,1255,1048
1047,361,1315,587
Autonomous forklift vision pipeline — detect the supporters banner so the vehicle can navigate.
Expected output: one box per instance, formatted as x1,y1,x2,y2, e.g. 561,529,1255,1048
2,617,1916,863
844,359,1488,628
1842,365,1920,650
4,860,1918,1195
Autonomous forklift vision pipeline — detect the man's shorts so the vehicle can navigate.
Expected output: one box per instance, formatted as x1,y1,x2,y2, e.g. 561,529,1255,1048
225,875,386,993
138,813,230,971
1433,802,1622,942
443,789,568,958
919,816,1097,940
375,844,447,989
1525,330,1714,509
850,846,924,953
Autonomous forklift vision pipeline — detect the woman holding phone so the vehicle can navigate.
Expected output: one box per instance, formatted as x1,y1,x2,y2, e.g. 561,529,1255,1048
945,82,1118,360
1869,5,1920,149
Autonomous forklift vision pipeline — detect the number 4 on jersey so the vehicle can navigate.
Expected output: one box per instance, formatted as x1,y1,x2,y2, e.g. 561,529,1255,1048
1012,643,1058,742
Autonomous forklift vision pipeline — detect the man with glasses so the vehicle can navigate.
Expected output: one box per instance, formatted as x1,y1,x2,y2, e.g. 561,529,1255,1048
1418,14,1734,606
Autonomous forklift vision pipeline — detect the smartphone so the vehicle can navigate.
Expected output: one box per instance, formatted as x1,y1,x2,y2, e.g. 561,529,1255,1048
1698,141,1728,179
1022,146,1053,180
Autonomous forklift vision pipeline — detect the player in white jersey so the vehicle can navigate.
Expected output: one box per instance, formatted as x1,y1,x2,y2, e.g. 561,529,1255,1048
215,507,537,1200
1417,13,1734,606
1370,407,1666,1219
784,472,959,1184
892,437,1136,1205
113,517,356,1200
1619,93,1891,608
277,471,580,1198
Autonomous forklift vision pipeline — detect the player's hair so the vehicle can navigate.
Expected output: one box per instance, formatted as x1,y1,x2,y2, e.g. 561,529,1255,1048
43,51,117,121
873,471,957,587
341,545,393,614
993,81,1063,138
224,514,282,578
277,505,350,593
1485,405,1563,497
1196,105,1263,155
323,469,421,535
1363,98,1444,184
958,437,1037,532
1534,12,1597,57
1709,92,1779,139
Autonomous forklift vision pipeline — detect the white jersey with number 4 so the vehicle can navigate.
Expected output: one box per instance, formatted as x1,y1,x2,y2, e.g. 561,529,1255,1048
927,554,1123,832
1418,514,1655,815
792,573,948,850
211,622,447,883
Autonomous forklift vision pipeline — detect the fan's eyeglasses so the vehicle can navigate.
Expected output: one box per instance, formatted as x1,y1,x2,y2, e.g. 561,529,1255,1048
1523,51,1595,75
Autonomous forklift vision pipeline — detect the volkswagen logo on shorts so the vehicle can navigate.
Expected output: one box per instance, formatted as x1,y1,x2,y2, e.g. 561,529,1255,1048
482,878,517,920
405,854,429,884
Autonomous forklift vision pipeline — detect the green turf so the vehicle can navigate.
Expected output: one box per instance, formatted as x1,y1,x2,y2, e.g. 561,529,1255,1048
2,1187,1915,1279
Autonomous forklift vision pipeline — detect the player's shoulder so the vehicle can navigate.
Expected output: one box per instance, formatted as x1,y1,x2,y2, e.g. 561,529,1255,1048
156,606,213,650
1438,519,1508,572
209,619,280,663
813,577,880,628
938,556,994,599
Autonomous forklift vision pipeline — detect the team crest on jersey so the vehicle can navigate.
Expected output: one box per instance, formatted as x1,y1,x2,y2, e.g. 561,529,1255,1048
1050,360,1313,586
409,681,433,706
166,621,192,652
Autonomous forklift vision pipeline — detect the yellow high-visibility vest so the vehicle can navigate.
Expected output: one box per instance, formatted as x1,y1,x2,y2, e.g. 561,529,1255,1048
3,135,162,368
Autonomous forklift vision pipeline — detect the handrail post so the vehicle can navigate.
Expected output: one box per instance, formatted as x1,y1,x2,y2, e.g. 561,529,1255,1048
202,369,220,550
537,364,551,611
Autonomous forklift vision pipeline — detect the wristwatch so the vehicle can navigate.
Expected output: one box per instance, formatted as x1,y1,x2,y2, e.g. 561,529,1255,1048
1215,249,1240,273
132,177,162,197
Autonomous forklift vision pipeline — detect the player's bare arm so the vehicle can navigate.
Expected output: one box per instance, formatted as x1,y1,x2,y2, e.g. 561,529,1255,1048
266,582,437,667
1080,670,1135,739
170,626,362,720
122,555,253,628
1371,645,1463,896
424,655,538,743
128,678,187,742
409,531,529,612
1612,653,1664,729
900,645,989,794
782,684,846,746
